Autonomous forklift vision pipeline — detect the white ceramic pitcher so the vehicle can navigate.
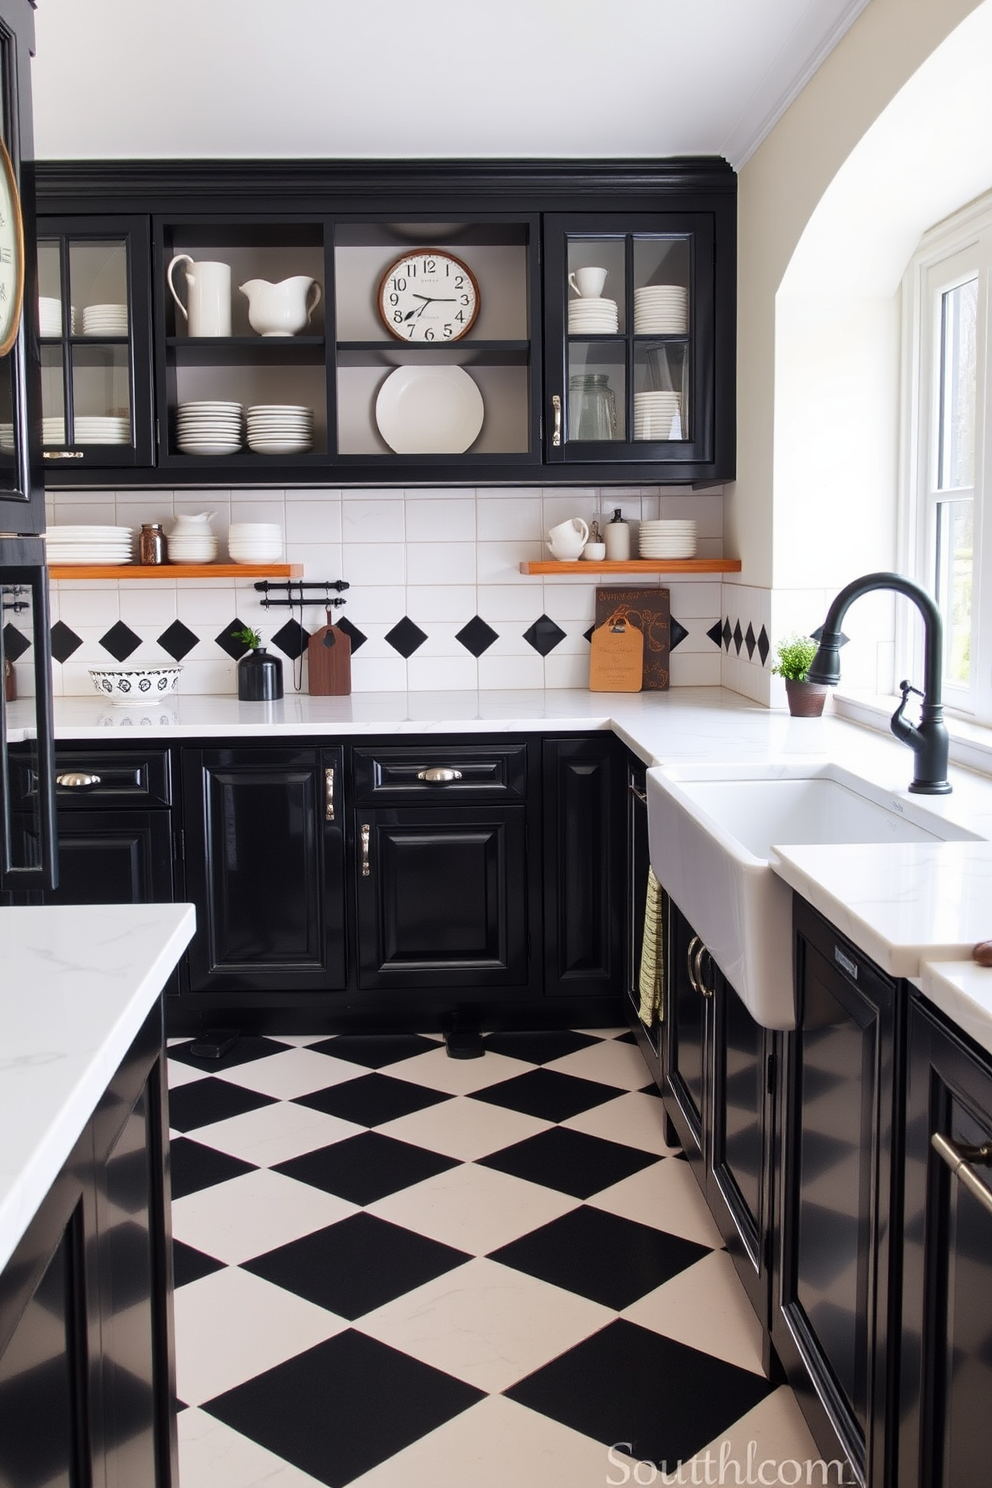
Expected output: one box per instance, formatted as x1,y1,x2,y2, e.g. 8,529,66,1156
239,276,322,337
167,256,232,337
547,517,589,561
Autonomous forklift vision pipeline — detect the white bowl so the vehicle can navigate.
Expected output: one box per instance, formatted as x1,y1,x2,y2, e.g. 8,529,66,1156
89,665,182,705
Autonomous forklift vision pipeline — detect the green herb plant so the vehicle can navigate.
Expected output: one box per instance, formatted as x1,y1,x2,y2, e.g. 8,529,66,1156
770,633,818,683
232,626,262,651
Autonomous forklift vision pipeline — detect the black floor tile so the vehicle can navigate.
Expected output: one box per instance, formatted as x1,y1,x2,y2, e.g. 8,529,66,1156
295,1073,451,1128
481,1029,600,1064
168,1034,289,1074
168,1078,278,1134
489,1202,712,1309
470,1067,620,1123
506,1318,771,1467
308,1033,440,1068
274,1131,460,1206
243,1212,472,1320
172,1240,226,1290
169,1137,257,1199
204,1330,484,1487
478,1126,659,1199
615,1029,639,1045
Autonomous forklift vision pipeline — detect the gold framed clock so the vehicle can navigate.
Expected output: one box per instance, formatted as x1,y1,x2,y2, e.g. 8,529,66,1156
0,135,24,358
378,249,480,343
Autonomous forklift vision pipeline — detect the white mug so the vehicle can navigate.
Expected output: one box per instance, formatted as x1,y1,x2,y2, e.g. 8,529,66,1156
167,255,232,337
547,517,589,560
568,266,608,299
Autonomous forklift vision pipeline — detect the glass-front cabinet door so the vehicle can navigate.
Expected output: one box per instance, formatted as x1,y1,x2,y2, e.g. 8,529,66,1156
36,215,152,468
544,213,716,473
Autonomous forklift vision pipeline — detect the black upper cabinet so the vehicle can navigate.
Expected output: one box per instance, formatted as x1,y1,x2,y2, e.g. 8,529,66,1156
35,158,736,488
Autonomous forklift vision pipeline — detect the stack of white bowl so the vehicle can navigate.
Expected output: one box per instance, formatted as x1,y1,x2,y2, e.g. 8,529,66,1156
176,401,244,456
73,414,130,445
634,285,688,334
246,405,314,455
47,525,133,565
39,297,74,336
166,524,218,564
633,391,682,440
567,297,619,334
228,522,284,564
638,519,697,560
81,303,128,337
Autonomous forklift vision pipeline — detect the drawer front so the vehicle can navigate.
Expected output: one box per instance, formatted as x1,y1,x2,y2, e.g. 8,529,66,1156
352,744,528,803
11,748,172,809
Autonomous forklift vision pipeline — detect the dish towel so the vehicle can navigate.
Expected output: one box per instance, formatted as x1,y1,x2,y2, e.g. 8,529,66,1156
638,866,664,1025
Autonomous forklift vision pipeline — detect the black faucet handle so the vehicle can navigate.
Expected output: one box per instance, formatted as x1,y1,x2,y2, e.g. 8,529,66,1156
898,679,924,701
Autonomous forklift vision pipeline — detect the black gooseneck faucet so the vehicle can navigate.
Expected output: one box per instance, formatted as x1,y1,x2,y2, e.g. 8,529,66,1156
807,571,952,795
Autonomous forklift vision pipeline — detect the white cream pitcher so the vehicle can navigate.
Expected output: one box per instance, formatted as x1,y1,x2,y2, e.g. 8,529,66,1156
547,517,589,560
167,256,232,337
239,276,322,337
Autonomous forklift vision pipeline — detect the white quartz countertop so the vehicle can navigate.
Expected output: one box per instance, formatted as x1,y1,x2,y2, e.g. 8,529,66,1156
0,903,196,1272
918,959,992,1059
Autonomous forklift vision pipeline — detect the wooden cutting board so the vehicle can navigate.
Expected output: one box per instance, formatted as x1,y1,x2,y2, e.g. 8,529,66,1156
595,587,671,690
307,619,351,695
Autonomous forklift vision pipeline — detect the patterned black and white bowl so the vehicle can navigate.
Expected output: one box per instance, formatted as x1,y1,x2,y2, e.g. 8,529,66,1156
88,665,182,706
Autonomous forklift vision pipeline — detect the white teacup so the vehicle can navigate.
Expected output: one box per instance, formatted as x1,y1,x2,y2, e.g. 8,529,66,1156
547,517,589,561
568,266,608,299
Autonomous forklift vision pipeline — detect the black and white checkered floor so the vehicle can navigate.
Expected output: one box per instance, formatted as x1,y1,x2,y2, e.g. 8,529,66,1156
168,1028,821,1487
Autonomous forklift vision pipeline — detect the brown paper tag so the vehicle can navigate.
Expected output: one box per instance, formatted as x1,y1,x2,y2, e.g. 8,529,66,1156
589,617,643,692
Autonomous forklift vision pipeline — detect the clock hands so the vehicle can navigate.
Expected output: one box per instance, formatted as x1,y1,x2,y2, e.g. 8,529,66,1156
403,293,459,322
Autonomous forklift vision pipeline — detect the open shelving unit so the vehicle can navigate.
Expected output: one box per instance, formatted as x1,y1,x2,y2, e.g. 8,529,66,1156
47,563,303,580
520,558,742,575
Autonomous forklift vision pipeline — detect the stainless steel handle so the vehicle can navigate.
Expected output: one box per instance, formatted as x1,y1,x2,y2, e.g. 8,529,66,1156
56,772,101,788
325,767,335,821
43,450,85,460
932,1132,992,1217
552,393,562,447
417,767,463,784
693,942,714,998
360,822,371,878
687,935,701,992
628,783,648,804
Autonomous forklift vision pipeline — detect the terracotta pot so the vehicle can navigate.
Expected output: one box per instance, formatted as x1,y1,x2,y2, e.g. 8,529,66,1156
785,679,827,717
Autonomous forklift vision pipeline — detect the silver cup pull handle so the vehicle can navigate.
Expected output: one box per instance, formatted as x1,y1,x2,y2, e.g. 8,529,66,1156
56,772,101,788
417,767,463,784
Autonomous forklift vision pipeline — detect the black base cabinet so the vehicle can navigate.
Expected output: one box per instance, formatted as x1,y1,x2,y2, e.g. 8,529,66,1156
0,1006,177,1488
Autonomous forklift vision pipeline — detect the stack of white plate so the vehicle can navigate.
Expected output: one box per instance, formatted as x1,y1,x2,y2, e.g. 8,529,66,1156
39,297,74,336
42,417,66,446
246,405,314,455
638,519,697,559
166,529,219,564
228,521,284,563
567,297,619,334
634,285,688,334
634,391,682,441
175,401,244,456
81,303,128,337
47,525,133,565
74,415,130,445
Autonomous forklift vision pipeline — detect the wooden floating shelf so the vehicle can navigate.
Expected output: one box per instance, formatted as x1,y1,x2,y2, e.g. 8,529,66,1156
48,563,303,580
519,559,742,575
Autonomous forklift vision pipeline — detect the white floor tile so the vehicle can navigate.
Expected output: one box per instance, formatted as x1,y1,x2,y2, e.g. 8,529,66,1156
171,1169,357,1265
375,1094,553,1161
215,1047,366,1100
622,1250,766,1375
560,1091,680,1155
587,1156,725,1248
174,1268,346,1406
186,1101,364,1167
545,1038,653,1090
383,1044,532,1096
677,1385,826,1486
366,1162,578,1255
355,1257,613,1393
177,1406,329,1488
266,1034,339,1047
167,1057,211,1089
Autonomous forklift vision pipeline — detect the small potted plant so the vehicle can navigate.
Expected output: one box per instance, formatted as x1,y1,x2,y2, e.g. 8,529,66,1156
232,626,283,702
771,633,827,717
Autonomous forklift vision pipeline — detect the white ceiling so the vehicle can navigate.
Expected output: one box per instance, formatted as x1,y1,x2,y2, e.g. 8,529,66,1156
30,0,871,167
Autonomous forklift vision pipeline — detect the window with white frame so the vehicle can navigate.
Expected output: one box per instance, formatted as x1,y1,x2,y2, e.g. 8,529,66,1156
905,194,991,721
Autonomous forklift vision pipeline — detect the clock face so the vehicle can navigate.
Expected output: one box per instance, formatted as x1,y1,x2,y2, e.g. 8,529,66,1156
378,250,480,343
0,137,23,358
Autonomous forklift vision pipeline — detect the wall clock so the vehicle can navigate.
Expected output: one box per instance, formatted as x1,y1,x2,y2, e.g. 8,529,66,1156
378,249,480,343
0,135,24,358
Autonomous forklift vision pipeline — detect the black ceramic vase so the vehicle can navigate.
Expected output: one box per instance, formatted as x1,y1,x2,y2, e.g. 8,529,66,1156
238,647,283,701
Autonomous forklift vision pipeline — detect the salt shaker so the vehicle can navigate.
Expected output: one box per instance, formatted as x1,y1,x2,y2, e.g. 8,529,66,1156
138,523,166,565
604,507,630,561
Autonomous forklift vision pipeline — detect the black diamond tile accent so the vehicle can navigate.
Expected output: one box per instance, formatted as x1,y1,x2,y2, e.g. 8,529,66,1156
479,1126,658,1199
583,625,595,643
168,1077,277,1134
215,619,251,660
523,613,566,656
271,618,309,660
275,1131,460,1206
670,616,689,651
722,618,732,650
169,1137,256,1199
505,1318,771,1466
2,622,29,662
732,619,743,655
169,1034,290,1073
481,1029,600,1065
455,614,498,657
99,620,142,662
295,1072,451,1128
244,1213,471,1319
706,620,724,649
745,620,756,659
335,615,367,653
385,616,428,658
172,1239,226,1290
309,1033,440,1068
50,620,83,664
757,624,770,665
470,1068,619,1123
490,1202,712,1309
204,1331,483,1487
157,619,199,662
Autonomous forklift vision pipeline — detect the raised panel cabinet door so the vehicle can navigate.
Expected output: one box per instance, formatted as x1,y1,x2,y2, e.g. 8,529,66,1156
182,747,345,994
355,806,527,990
663,897,707,1165
20,809,174,906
